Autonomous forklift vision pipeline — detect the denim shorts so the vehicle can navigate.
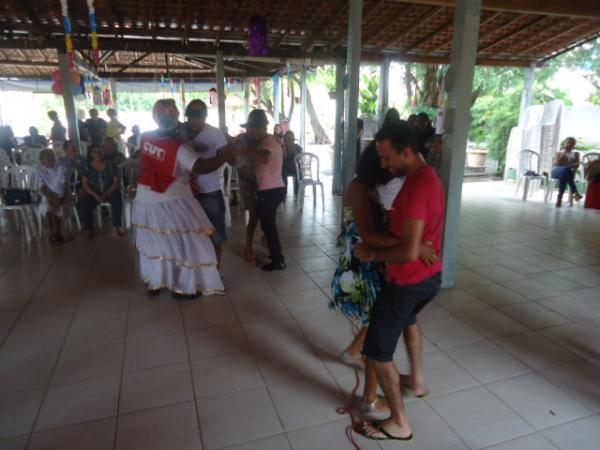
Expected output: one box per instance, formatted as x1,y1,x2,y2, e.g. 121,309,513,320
195,190,227,245
363,273,441,363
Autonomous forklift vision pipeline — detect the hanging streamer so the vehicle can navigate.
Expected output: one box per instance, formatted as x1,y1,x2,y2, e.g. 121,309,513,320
60,0,75,68
86,0,100,64
254,77,262,107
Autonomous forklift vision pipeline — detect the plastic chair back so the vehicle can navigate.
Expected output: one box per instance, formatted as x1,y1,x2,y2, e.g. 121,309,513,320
517,149,541,175
296,152,320,183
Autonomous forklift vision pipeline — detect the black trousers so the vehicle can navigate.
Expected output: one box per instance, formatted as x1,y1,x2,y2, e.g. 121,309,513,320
82,191,123,229
257,187,285,264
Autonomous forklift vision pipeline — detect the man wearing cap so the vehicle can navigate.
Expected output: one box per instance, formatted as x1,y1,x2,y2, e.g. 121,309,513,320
181,99,228,266
239,109,287,271
133,99,237,299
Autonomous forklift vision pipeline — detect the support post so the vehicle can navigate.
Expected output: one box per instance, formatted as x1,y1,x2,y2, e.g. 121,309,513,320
518,64,536,127
216,50,226,134
439,0,482,289
58,52,81,152
300,65,307,151
273,73,281,124
342,0,363,188
243,79,250,119
378,57,390,127
332,58,346,194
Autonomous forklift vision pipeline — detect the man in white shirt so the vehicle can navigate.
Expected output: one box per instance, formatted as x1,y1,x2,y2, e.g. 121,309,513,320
181,100,228,264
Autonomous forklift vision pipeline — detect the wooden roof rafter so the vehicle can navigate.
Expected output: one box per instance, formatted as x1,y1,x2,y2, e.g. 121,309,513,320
378,6,446,51
302,0,348,52
479,16,550,54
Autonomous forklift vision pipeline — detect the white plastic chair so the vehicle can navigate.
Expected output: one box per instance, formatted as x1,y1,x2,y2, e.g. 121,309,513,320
514,150,545,201
296,152,324,210
544,151,590,206
0,165,39,242
21,147,42,167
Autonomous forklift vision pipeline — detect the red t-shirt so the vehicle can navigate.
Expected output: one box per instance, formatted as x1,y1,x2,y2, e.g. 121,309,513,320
386,165,445,285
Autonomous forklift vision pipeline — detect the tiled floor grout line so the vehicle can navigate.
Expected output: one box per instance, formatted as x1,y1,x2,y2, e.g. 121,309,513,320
111,248,136,450
22,245,94,449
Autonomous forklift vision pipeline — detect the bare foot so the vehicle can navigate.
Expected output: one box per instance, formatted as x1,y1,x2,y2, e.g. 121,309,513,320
340,350,365,369
400,374,428,397
361,418,412,440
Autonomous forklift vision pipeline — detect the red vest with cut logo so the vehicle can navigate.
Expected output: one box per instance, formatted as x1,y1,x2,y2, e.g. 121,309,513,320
139,133,182,193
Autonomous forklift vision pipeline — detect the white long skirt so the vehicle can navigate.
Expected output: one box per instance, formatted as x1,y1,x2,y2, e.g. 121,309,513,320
133,191,225,296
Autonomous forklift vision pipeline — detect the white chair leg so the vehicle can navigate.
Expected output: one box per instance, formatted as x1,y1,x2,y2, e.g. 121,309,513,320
522,178,529,201
73,206,81,231
515,178,522,197
298,184,305,210
320,183,325,210
19,209,31,243
244,210,249,226
312,184,317,207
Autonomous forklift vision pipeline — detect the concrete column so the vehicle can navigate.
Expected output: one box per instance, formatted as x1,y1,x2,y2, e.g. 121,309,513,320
332,59,346,194
300,65,307,151
243,79,250,119
58,52,81,151
439,0,482,289
273,74,281,124
216,50,226,134
378,57,390,128
342,0,363,188
518,64,536,127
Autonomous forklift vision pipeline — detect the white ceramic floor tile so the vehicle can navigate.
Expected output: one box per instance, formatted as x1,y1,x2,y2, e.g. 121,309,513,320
482,433,558,450
487,373,593,430
197,386,283,449
541,360,600,413
0,389,44,439
494,332,580,371
124,333,189,371
420,315,485,349
446,340,531,383
115,402,202,450
435,288,491,313
217,434,291,450
0,354,56,394
52,342,124,385
542,415,600,450
191,353,264,398
187,324,250,360
463,283,528,307
457,308,529,339
428,386,534,449
287,418,380,450
498,303,570,330
28,417,116,450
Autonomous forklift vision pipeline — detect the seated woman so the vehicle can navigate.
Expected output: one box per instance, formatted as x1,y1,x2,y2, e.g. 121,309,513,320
81,145,124,237
552,137,583,207
37,149,67,244
282,130,302,196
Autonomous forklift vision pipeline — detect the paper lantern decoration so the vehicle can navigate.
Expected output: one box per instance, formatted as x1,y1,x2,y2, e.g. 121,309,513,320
248,16,268,56
52,81,64,95
52,70,62,82
71,72,81,85
86,0,100,64
60,0,75,68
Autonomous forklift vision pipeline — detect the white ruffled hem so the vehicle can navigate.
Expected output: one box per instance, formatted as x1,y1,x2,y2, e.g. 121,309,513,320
133,196,224,295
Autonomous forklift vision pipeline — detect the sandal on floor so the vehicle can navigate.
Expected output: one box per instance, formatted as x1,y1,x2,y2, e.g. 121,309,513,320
361,421,413,441
359,397,390,416
243,249,257,263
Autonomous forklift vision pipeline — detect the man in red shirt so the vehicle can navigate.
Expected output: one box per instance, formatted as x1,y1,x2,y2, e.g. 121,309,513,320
356,121,445,441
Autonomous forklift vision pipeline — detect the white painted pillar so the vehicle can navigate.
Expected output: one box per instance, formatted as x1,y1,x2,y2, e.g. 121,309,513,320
243,79,250,119
300,65,307,151
342,0,363,188
273,74,281,124
332,59,346,194
439,0,482,288
518,64,536,127
58,52,81,151
216,50,226,134
378,57,390,128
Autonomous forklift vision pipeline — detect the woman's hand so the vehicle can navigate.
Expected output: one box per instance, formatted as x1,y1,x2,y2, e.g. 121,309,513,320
419,240,438,267
355,243,376,262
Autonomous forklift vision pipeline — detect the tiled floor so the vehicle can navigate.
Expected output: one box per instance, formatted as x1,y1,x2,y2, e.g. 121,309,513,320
1,181,600,450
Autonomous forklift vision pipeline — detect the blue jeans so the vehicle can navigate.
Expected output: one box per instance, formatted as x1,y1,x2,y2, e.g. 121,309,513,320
551,166,578,198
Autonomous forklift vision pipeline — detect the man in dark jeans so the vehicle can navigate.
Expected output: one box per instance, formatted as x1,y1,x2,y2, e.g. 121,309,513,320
356,121,445,442
239,110,286,271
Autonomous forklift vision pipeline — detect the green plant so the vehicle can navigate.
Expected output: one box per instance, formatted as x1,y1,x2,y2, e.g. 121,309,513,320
359,68,378,115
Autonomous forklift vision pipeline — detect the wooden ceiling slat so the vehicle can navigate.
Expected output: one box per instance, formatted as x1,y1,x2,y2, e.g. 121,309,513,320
379,6,446,51
479,16,549,53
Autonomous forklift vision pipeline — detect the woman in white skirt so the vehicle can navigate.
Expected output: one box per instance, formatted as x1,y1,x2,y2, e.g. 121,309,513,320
133,99,237,300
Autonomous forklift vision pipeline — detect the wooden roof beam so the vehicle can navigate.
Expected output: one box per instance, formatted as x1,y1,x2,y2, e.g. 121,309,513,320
379,7,446,51
302,0,348,52
99,50,116,64
117,51,151,73
391,0,600,19
479,16,549,53
408,17,454,50
518,21,588,55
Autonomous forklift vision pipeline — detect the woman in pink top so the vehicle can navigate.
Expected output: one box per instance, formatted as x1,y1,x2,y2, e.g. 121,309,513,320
238,110,286,271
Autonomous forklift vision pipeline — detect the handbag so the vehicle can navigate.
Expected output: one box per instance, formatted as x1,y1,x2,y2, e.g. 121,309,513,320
1,188,32,206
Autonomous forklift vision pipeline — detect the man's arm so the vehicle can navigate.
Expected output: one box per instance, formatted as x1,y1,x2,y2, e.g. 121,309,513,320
242,146,270,164
356,218,426,264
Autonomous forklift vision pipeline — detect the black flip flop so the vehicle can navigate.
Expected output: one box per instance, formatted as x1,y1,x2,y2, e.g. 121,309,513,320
361,421,413,441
